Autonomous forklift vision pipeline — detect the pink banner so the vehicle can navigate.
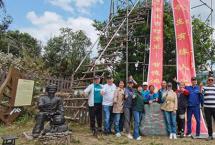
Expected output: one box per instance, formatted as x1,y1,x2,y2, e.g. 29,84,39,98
173,0,195,85
147,0,164,89
173,0,207,134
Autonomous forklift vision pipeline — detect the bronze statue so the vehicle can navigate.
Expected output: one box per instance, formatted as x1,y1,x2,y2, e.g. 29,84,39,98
32,84,68,138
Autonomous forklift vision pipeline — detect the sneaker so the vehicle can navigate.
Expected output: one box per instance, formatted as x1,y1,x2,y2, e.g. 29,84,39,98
180,133,184,138
173,133,177,139
169,133,173,139
136,136,142,141
92,130,97,136
206,136,213,141
186,134,192,137
127,134,133,139
103,131,109,135
116,133,121,137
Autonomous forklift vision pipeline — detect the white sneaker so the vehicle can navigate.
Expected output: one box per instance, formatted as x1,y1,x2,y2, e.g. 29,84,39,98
173,133,177,139
169,133,173,139
186,134,192,137
116,133,121,137
127,134,133,139
136,136,142,141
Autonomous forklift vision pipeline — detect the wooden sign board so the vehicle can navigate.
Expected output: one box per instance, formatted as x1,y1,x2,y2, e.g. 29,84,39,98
14,79,34,106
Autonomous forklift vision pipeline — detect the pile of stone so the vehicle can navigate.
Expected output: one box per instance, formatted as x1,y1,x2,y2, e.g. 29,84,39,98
38,131,72,145
23,131,72,145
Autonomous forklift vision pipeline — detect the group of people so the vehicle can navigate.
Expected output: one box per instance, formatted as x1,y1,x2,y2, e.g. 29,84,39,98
83,75,215,141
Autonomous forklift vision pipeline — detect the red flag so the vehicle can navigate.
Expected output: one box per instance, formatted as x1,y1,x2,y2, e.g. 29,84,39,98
147,0,164,89
173,0,207,134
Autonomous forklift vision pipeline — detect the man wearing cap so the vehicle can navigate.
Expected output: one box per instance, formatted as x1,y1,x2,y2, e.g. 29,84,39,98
185,77,203,137
202,76,215,140
101,75,116,134
83,76,103,136
123,80,135,139
142,82,149,97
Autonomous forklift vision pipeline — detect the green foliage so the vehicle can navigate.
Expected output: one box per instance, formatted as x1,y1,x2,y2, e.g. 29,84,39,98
0,51,48,89
0,30,42,57
0,15,12,33
192,18,214,71
0,51,22,69
15,111,32,125
43,28,91,77
163,4,176,81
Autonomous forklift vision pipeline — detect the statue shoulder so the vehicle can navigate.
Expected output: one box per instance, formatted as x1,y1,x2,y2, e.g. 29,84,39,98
55,95,63,101
39,95,48,100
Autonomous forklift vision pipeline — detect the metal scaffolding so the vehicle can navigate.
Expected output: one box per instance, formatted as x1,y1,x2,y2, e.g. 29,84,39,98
71,0,150,90
191,0,214,40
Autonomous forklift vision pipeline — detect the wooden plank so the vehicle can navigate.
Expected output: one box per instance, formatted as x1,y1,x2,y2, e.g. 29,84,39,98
64,98,88,101
64,106,87,109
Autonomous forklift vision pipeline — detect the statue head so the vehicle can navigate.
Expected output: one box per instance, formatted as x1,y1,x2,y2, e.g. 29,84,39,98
46,84,57,97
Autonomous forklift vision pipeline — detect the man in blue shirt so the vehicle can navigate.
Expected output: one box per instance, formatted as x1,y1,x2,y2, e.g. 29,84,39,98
185,77,203,137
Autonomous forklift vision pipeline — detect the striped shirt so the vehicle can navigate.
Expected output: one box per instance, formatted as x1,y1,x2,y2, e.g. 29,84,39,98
203,85,215,108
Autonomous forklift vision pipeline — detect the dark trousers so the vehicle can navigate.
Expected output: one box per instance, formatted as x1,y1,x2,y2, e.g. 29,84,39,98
177,108,186,135
89,103,102,132
177,112,185,135
204,107,215,137
124,107,132,134
119,113,124,132
187,106,200,136
32,112,49,134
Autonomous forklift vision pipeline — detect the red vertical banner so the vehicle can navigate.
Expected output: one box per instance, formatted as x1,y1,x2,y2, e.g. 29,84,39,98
172,0,195,85
147,0,164,89
173,0,207,134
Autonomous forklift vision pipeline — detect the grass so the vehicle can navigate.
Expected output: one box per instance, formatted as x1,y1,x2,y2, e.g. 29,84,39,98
0,120,215,145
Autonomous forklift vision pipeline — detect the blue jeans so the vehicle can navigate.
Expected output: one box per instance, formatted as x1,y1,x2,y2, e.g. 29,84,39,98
133,111,142,139
187,106,200,136
114,113,121,133
103,105,113,133
164,111,177,134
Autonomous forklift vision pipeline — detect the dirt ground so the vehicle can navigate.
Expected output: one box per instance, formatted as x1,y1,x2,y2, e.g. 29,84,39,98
0,121,215,145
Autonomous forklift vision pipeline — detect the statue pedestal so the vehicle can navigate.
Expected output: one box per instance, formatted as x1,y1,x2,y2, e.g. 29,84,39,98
23,131,72,145
140,103,168,136
38,131,72,145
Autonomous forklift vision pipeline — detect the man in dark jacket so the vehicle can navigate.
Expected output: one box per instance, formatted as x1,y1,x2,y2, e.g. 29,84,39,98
185,77,203,137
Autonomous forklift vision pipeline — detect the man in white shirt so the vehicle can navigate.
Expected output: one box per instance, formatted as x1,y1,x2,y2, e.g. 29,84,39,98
101,75,116,134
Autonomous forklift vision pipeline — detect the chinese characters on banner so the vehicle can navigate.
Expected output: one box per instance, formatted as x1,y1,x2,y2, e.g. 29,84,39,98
147,0,164,89
172,0,207,134
172,0,196,85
